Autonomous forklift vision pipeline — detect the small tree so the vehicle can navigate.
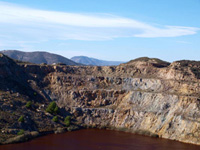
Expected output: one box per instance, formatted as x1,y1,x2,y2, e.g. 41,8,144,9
46,101,59,114
52,116,58,122
17,129,24,135
18,116,24,122
26,101,32,108
64,116,71,127
54,106,59,114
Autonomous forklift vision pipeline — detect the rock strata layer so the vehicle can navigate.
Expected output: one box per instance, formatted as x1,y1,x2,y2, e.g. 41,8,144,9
1,55,200,145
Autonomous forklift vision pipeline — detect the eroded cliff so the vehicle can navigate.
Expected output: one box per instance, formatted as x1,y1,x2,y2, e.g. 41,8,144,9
1,54,200,145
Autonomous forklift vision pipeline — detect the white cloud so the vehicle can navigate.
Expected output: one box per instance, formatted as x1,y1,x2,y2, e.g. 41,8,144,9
0,1,199,44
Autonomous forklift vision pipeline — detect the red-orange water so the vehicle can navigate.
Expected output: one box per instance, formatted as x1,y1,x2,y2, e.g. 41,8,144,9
0,129,199,150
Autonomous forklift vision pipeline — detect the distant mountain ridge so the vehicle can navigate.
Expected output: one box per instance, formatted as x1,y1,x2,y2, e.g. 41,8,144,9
0,50,80,65
71,56,124,66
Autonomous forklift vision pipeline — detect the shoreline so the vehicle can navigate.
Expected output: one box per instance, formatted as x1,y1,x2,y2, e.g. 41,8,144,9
0,125,81,145
1,125,200,147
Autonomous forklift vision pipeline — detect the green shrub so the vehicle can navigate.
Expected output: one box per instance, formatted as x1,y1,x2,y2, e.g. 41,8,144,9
64,116,71,127
54,106,59,114
65,116,71,121
52,116,58,122
46,101,59,114
65,120,70,127
18,116,24,122
26,101,32,108
17,129,25,135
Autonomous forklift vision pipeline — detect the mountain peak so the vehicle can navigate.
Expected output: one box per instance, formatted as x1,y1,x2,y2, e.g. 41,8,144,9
1,50,80,65
71,56,124,66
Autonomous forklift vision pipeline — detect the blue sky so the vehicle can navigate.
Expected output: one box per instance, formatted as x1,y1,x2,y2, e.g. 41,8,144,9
0,0,200,62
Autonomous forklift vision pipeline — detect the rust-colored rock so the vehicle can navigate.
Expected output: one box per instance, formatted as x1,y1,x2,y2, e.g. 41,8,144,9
1,54,200,145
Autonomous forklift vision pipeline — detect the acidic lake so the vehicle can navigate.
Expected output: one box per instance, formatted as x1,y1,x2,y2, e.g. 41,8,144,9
0,129,200,150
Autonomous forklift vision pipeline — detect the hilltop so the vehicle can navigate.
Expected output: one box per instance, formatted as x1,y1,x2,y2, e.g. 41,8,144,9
0,50,80,65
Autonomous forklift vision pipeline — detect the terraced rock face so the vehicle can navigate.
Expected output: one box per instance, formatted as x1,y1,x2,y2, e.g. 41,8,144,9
1,54,200,145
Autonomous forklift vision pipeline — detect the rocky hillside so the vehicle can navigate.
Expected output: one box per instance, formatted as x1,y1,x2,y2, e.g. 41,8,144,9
71,56,124,66
1,50,80,65
1,54,200,145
